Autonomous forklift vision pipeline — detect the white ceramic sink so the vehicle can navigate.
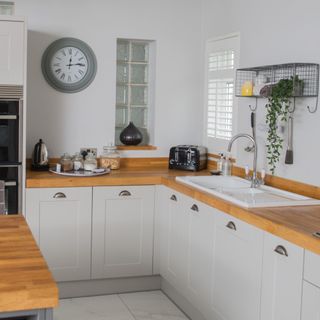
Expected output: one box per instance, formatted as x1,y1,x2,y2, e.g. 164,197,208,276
176,175,320,208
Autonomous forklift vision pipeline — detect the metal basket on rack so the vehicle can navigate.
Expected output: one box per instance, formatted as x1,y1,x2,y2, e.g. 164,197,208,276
235,63,319,98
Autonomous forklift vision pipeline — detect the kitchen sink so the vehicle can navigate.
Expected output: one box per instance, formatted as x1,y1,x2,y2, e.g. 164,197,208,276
176,175,320,208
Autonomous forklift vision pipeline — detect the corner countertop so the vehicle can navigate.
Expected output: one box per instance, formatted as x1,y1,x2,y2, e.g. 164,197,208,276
26,168,320,255
0,215,58,313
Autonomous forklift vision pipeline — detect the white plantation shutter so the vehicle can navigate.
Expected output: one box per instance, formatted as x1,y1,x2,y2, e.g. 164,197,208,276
205,35,239,152
207,79,233,140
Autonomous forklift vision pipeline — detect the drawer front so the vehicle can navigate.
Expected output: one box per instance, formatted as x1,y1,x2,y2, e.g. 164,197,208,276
304,250,320,287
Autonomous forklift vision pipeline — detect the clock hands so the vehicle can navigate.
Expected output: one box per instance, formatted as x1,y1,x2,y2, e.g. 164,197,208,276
65,62,86,67
68,57,72,70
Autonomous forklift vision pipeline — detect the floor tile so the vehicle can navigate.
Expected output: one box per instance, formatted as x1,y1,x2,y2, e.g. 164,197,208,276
54,294,135,320
119,290,188,320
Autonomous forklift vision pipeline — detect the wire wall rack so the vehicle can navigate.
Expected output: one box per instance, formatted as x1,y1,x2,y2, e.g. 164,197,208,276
235,63,320,113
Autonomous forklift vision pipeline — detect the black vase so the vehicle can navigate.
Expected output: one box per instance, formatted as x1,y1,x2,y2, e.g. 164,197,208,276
120,122,143,145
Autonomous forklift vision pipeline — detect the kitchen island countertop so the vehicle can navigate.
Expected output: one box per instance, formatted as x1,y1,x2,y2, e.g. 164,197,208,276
0,215,58,313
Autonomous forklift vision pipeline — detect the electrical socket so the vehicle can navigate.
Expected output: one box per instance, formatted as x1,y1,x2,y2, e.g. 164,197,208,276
80,148,97,157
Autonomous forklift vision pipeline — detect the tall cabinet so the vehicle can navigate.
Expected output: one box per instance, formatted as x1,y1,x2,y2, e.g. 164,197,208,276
0,16,27,215
0,18,26,85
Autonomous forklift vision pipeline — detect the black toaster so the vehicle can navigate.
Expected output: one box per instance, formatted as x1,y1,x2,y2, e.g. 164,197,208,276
169,145,208,171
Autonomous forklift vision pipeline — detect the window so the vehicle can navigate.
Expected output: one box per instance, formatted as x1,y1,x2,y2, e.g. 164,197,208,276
205,35,239,152
115,39,154,146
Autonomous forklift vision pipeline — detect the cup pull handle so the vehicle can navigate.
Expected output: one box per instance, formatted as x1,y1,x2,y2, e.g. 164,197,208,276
190,204,199,212
226,221,237,231
274,245,288,257
170,195,177,201
119,190,131,197
53,192,66,199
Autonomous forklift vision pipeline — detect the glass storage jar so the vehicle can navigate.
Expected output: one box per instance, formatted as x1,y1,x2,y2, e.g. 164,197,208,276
84,152,97,171
72,152,83,171
100,145,120,170
60,153,73,172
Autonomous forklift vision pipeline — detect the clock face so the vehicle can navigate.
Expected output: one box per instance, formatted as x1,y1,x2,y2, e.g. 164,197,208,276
42,38,97,93
50,47,89,84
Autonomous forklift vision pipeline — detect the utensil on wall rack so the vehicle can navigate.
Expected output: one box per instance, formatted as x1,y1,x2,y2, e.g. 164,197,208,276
285,115,294,164
245,111,256,152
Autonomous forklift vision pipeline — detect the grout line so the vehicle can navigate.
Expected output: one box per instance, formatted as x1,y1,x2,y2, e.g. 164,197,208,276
117,293,138,320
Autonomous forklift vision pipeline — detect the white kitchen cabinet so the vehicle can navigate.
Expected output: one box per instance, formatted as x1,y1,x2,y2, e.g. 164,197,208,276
301,281,320,320
304,250,320,288
160,189,189,292
26,187,92,282
92,186,155,279
0,20,25,85
210,212,264,320
185,197,215,317
260,232,304,320
153,185,167,275
159,187,215,318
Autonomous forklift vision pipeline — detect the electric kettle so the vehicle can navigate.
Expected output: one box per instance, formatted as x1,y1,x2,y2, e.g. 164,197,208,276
31,139,49,171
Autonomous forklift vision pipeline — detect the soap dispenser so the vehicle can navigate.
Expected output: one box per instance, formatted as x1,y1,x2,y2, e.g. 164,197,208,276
222,153,232,176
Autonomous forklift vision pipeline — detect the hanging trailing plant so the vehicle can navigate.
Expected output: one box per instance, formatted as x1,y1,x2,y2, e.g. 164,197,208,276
265,76,303,174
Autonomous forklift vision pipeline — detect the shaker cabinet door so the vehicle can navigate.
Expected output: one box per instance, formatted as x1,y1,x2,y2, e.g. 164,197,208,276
0,21,25,85
185,198,215,318
301,281,320,320
260,232,304,320
158,187,215,319
210,212,264,320
160,189,189,292
26,187,92,282
92,186,155,279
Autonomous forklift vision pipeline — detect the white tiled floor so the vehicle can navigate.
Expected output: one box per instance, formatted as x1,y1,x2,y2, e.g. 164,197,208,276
54,290,189,320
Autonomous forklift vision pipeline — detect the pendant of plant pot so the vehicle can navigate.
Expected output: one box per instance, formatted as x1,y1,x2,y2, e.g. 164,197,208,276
120,122,143,145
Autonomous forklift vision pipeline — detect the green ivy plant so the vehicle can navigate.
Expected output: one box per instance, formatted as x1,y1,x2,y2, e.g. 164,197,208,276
265,76,303,174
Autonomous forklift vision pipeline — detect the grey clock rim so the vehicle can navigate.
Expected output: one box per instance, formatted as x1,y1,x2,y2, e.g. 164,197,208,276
41,37,97,94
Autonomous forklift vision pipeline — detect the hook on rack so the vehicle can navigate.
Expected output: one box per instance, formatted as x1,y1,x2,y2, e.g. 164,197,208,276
249,104,257,111
307,95,319,114
248,97,258,112
288,98,296,113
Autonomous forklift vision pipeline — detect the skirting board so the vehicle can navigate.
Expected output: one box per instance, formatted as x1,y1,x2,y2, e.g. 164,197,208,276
58,275,161,299
161,278,207,320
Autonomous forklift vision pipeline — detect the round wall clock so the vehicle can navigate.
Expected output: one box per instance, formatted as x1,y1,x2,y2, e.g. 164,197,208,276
41,37,97,93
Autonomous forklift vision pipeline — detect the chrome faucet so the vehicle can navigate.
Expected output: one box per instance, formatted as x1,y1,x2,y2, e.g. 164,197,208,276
227,133,261,188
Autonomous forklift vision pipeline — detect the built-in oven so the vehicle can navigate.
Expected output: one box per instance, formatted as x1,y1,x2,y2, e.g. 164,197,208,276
0,165,20,214
0,99,22,164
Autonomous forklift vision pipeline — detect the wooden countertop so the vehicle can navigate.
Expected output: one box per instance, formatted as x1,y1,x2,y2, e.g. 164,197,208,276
27,169,320,255
0,215,58,313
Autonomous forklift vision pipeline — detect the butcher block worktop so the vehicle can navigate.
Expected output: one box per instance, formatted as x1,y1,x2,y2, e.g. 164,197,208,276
0,215,58,313
26,168,320,255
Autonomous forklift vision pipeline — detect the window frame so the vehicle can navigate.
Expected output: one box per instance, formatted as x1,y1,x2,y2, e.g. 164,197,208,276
203,33,240,154
115,39,155,146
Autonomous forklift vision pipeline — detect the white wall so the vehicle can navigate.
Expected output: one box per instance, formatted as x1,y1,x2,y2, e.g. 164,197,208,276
15,0,203,158
201,0,320,186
